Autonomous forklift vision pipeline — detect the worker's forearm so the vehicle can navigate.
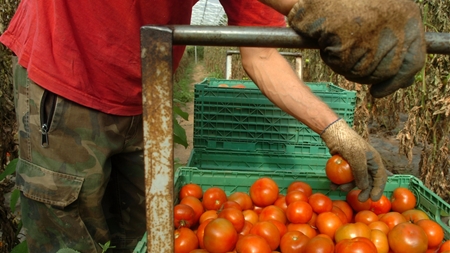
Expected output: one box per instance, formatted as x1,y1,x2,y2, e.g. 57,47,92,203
258,0,297,16
239,47,339,134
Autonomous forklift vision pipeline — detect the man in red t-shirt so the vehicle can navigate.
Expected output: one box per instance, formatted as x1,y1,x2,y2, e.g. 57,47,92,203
1,0,425,252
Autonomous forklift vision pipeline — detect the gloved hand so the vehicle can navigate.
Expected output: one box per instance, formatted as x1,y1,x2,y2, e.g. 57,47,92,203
287,0,426,98
321,118,388,201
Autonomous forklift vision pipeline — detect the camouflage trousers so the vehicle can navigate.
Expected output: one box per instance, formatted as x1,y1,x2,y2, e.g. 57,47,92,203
13,59,146,253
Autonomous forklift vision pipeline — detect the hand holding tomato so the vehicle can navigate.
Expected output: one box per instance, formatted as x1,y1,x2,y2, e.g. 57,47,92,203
321,118,388,202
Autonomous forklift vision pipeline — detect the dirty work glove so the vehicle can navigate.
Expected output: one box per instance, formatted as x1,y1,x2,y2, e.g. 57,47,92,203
287,0,426,98
321,118,388,201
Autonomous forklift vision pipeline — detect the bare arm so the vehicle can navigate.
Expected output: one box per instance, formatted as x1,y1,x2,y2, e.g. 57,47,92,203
258,0,297,15
239,47,339,134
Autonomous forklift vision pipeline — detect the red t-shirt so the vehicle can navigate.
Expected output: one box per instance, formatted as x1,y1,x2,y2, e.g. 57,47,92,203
0,0,285,115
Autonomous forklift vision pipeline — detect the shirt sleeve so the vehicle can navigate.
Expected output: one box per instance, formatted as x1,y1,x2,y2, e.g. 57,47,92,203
219,0,286,27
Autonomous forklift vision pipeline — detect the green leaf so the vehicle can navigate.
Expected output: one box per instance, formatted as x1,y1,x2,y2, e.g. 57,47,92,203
173,105,189,121
10,188,20,212
10,241,28,253
0,158,18,181
174,119,188,148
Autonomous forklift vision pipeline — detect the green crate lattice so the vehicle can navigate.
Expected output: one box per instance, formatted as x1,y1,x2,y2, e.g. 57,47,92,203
193,78,356,153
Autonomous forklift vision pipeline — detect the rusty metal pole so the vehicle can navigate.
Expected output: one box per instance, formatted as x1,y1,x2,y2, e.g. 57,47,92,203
140,25,450,253
140,26,174,253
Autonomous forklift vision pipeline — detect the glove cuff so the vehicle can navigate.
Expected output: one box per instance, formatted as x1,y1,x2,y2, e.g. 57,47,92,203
320,117,343,136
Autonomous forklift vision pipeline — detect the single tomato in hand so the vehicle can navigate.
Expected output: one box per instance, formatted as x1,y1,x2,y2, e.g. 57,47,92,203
325,154,354,185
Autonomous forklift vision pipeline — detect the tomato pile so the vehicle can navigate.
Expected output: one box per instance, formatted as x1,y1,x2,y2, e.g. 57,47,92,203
174,172,449,253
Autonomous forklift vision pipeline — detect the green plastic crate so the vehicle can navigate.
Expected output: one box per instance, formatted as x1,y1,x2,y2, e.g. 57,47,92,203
193,78,356,153
187,148,331,171
133,167,450,252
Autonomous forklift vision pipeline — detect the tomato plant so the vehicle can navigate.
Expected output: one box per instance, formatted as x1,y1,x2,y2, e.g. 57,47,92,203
388,222,428,253
249,177,279,207
203,218,238,253
390,187,417,213
325,154,354,185
174,227,198,253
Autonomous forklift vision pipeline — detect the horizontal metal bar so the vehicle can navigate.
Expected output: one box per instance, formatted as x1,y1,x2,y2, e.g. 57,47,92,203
226,50,302,57
167,25,450,55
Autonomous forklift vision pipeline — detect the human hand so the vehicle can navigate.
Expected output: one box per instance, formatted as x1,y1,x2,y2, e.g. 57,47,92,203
321,118,388,201
287,0,426,98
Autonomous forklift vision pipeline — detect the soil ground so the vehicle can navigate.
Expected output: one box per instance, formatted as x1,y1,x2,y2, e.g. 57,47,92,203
174,63,421,177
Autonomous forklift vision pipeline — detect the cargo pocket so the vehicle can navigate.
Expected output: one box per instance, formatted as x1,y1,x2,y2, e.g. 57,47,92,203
16,159,84,208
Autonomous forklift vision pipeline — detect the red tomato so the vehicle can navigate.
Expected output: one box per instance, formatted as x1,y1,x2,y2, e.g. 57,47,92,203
239,221,254,237
203,218,238,253
279,231,309,253
217,208,245,233
235,234,272,253
439,241,450,253
287,181,313,197
274,196,288,212
285,200,313,224
303,234,335,253
387,222,428,253
390,187,417,213
315,211,344,239
416,219,444,249
370,194,392,215
333,200,354,223
228,192,254,211
199,210,218,224
308,193,333,214
286,223,318,239
370,229,389,253
174,227,199,253
196,218,213,249
354,210,379,225
220,200,242,211
179,183,203,200
258,205,287,225
249,178,279,207
368,221,390,235
331,205,349,224
242,209,259,225
285,190,309,206
335,237,378,253
325,154,354,185
308,212,318,227
334,222,372,243
268,219,288,238
202,187,228,211
180,196,204,225
249,221,281,250
402,209,429,223
174,204,196,228
346,189,372,212
378,212,407,231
